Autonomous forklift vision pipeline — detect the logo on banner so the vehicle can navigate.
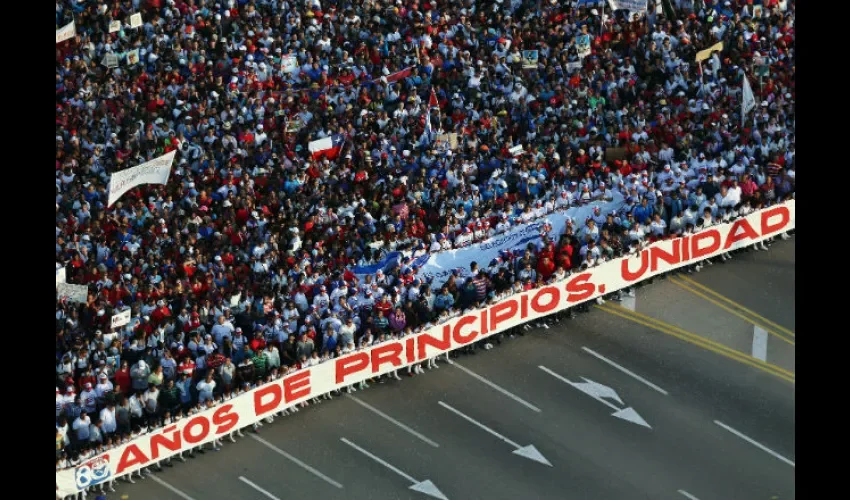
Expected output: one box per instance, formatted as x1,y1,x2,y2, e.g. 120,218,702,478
75,455,111,489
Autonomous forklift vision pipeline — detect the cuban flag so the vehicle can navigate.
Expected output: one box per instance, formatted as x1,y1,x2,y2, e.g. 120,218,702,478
308,134,344,160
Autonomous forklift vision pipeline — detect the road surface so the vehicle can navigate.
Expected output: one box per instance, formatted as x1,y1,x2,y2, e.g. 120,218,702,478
109,238,795,500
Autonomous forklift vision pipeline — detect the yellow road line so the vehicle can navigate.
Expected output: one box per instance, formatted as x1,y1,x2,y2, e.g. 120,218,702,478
669,277,795,347
677,275,796,338
595,303,795,384
601,303,795,379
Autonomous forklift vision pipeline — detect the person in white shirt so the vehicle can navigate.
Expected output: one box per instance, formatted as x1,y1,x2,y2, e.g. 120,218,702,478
196,372,217,404
555,190,571,210
210,314,235,345
330,284,349,305
73,411,91,442
312,286,331,315
56,388,66,419
495,214,512,233
716,185,739,208
94,372,113,399
649,214,668,238
454,227,474,247
669,212,685,235
79,383,98,415
99,402,117,435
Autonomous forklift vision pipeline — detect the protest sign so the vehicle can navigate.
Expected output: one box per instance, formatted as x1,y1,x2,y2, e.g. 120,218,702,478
57,283,88,304
56,21,76,44
111,309,131,329
522,50,539,69
576,35,592,59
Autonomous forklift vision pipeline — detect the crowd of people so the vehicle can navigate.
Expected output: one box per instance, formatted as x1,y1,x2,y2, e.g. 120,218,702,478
56,0,795,490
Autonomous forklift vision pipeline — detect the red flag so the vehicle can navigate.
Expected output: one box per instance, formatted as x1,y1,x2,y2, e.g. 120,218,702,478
429,88,439,108
382,66,414,84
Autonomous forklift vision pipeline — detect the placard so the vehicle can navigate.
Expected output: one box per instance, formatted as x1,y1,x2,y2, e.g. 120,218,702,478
130,13,143,28
56,21,76,44
576,35,592,59
57,283,89,304
521,50,539,69
127,49,140,66
111,309,131,329
102,53,118,68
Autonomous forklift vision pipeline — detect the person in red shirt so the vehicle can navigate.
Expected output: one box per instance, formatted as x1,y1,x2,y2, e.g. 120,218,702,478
178,357,196,379
114,360,131,396
151,300,172,325
374,295,393,317
249,331,266,353
537,256,556,282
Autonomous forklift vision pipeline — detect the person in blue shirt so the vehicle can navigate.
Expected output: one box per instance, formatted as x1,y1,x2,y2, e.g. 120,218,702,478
434,287,455,311
631,198,653,224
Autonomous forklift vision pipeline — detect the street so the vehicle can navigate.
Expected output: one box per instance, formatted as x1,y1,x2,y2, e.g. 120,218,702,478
111,238,795,500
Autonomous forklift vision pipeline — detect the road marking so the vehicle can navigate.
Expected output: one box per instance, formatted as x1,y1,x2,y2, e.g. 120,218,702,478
538,366,651,428
596,303,795,384
669,276,794,346
752,326,769,362
346,394,440,447
677,275,795,338
452,362,542,413
340,438,449,499
149,476,198,500
250,434,344,489
581,347,669,396
437,401,552,466
239,476,281,500
678,490,701,500
713,420,795,468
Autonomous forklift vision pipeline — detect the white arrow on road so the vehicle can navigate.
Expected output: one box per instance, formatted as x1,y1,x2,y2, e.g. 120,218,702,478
538,366,651,429
573,377,624,405
438,401,553,466
340,438,449,500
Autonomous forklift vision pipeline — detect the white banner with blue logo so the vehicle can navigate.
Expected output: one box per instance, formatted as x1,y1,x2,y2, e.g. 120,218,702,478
608,0,648,14
354,192,625,288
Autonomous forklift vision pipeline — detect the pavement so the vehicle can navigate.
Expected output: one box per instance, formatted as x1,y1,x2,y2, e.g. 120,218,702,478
108,238,795,500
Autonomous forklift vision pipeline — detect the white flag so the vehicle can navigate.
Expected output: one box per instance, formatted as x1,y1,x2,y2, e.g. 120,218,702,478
107,150,176,206
741,75,756,126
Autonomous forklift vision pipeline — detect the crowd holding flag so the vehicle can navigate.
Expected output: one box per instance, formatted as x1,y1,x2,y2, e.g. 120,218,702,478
308,134,345,160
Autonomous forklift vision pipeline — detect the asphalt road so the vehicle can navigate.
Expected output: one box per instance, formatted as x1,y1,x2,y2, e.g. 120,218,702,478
109,238,795,500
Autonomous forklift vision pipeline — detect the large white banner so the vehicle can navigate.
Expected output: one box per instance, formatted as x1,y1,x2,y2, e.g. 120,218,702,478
355,192,625,288
56,201,794,497
56,21,76,44
416,193,624,287
107,151,176,206
57,283,89,304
